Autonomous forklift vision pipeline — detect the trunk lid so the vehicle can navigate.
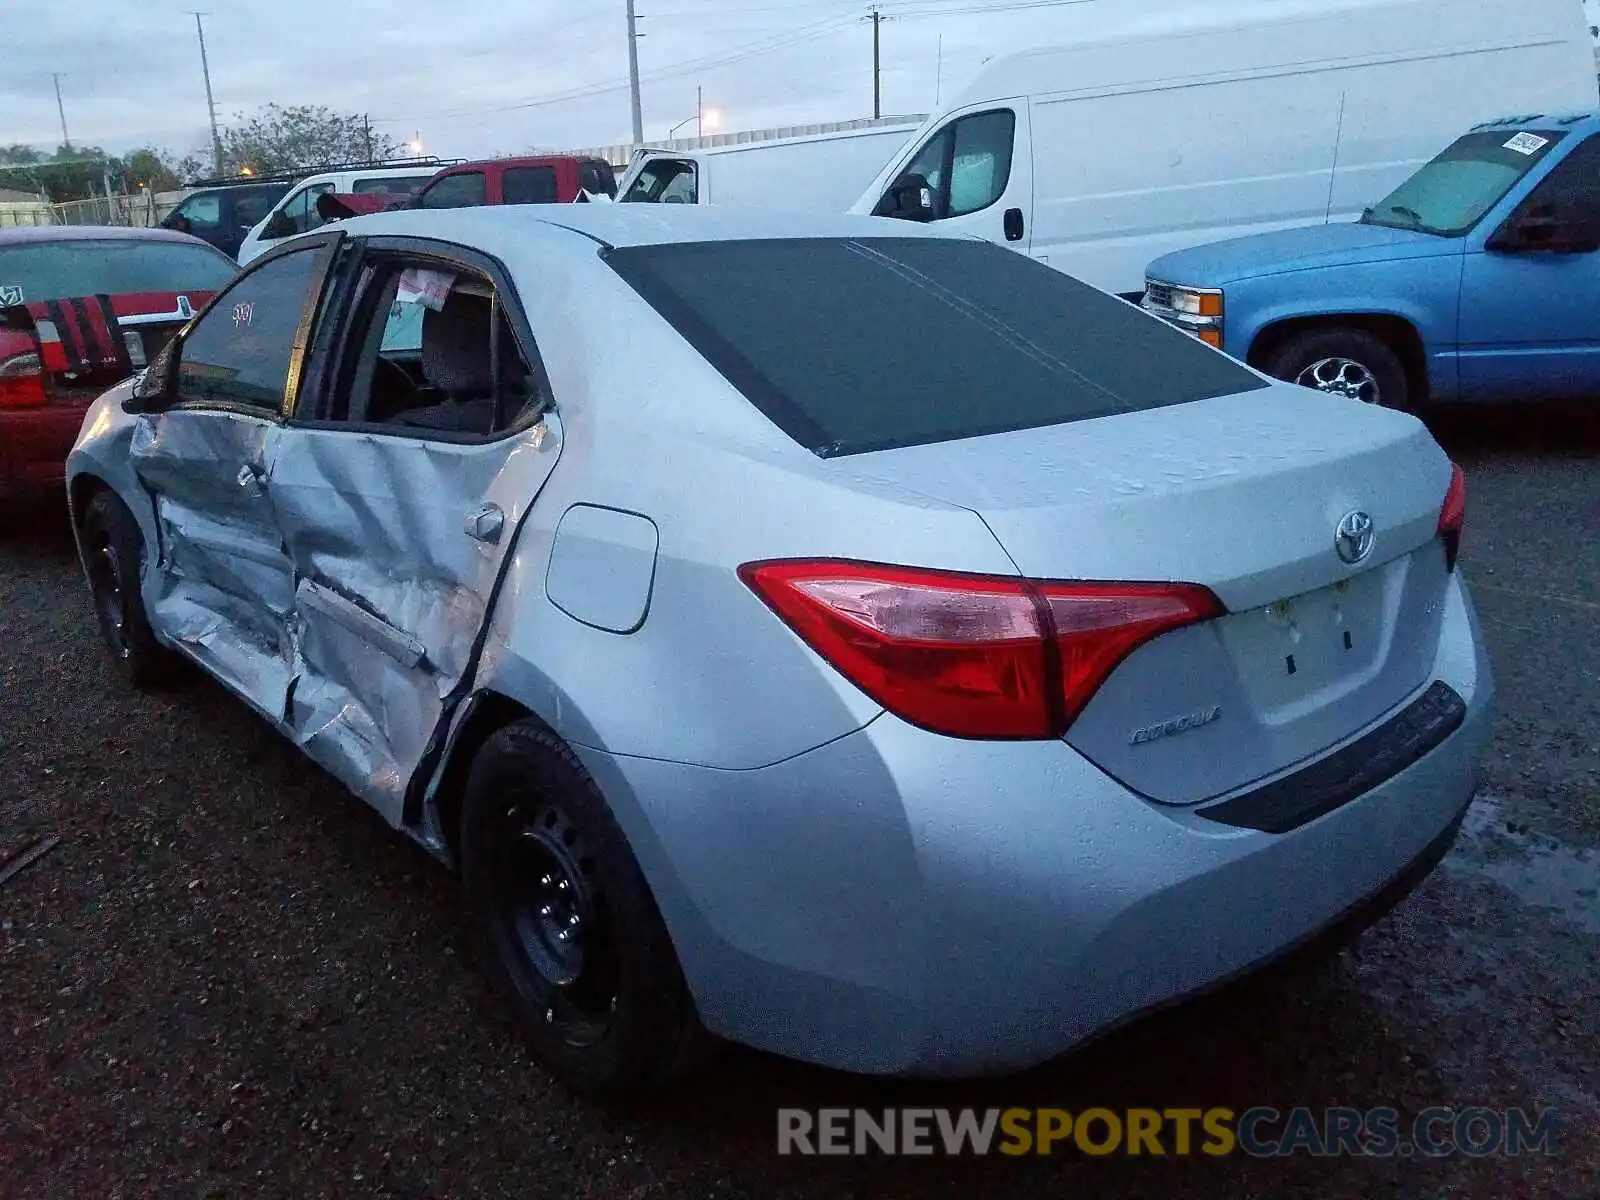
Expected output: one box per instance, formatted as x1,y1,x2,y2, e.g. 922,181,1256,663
6,290,209,401
834,383,1456,804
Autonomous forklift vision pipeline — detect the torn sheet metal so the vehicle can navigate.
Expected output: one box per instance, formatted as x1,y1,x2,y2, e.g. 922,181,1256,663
130,411,296,718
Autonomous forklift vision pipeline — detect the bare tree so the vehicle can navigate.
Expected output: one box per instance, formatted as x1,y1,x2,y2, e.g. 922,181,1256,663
220,104,401,175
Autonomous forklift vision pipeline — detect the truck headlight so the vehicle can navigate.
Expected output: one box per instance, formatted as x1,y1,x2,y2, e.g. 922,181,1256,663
1141,281,1224,348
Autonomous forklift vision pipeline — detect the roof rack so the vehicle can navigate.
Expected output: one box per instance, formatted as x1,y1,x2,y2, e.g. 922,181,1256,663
182,156,463,190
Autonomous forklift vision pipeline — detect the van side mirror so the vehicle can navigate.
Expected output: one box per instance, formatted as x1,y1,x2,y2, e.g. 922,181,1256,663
875,173,937,222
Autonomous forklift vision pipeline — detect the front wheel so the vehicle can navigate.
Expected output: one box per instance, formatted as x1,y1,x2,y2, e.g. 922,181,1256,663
1265,327,1410,409
459,722,705,1097
79,490,170,688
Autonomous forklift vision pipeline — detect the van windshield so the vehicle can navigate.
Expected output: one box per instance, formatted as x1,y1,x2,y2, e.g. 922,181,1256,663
1360,129,1566,237
606,237,1265,457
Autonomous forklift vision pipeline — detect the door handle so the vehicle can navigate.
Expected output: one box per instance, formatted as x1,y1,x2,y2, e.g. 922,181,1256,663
236,464,265,495
1004,207,1025,242
465,502,505,544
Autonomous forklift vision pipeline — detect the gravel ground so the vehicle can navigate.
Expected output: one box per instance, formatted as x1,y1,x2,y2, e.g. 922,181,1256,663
2,405,1596,1199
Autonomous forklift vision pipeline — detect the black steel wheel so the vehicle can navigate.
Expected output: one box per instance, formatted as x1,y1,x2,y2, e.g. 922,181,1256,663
79,490,169,687
460,721,706,1096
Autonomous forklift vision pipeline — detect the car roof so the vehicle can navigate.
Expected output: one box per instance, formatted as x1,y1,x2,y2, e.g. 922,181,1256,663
1469,109,1600,133
326,202,965,251
299,165,441,185
0,223,219,248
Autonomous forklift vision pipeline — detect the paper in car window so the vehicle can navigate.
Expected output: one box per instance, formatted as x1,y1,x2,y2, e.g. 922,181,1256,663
0,285,22,306
396,267,456,311
1503,132,1550,156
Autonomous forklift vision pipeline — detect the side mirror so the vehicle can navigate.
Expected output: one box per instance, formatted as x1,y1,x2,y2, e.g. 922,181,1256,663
875,173,937,222
262,211,296,240
122,342,179,415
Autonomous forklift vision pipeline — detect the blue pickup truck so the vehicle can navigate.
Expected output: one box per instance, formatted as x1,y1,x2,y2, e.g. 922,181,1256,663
1140,111,1600,409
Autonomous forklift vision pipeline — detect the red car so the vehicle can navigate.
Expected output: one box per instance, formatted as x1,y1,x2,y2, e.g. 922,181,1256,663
0,225,236,492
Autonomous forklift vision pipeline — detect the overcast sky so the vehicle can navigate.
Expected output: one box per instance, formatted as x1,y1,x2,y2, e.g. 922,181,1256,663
0,0,1259,161
7,0,1600,163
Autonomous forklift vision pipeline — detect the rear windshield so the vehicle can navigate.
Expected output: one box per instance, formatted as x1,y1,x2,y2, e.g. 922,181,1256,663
605,237,1265,456
0,240,236,306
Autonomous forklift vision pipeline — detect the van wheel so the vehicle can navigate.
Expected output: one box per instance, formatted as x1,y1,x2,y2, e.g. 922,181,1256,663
80,491,169,688
1266,328,1409,409
459,722,705,1097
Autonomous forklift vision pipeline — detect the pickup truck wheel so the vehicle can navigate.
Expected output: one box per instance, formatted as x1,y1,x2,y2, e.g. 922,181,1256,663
459,722,706,1097
80,491,170,688
1266,328,1409,409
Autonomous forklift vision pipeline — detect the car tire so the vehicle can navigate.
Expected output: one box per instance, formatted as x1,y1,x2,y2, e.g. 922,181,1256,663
80,490,170,688
1265,327,1410,409
459,721,706,1097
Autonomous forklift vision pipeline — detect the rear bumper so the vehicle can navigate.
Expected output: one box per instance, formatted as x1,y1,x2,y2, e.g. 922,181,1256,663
575,572,1494,1076
0,404,89,490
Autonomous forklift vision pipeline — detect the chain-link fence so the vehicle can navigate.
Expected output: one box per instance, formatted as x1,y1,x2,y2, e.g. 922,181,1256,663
0,189,182,229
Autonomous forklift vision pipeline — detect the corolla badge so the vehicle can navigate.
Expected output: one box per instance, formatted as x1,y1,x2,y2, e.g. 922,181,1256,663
1130,705,1223,746
1335,510,1375,565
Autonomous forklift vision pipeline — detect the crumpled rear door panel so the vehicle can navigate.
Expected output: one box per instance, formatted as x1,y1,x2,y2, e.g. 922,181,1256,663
266,418,561,823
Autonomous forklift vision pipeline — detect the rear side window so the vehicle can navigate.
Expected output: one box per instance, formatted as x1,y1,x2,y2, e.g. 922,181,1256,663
504,166,558,204
606,238,1266,457
420,172,487,209
233,188,282,226
353,174,432,195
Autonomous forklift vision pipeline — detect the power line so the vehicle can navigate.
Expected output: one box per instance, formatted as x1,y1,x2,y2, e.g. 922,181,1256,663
371,14,854,125
368,0,1096,128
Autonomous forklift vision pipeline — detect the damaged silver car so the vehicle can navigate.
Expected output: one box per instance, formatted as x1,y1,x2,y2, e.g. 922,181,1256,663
67,205,1491,1096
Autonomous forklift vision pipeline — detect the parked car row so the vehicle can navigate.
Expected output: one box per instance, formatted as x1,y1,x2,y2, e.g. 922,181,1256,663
165,154,619,268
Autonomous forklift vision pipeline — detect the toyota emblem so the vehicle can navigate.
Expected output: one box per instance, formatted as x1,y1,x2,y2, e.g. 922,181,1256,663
1335,511,1375,565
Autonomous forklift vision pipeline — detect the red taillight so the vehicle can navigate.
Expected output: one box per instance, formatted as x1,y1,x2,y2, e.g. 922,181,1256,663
1040,582,1225,725
739,559,1222,740
0,352,46,409
1437,462,1466,573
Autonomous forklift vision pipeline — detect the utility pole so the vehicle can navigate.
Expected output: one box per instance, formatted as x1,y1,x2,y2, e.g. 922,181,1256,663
626,0,644,145
697,85,703,138
363,113,374,161
870,7,882,119
50,73,70,148
190,12,225,176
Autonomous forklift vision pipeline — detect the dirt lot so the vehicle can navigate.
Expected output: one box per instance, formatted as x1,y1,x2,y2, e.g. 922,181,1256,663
2,407,1597,1199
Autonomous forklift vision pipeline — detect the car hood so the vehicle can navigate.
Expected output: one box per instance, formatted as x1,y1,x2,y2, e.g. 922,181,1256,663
1147,222,1461,288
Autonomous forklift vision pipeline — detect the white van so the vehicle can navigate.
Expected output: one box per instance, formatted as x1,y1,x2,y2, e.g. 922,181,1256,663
617,121,922,211
852,0,1599,296
236,164,445,265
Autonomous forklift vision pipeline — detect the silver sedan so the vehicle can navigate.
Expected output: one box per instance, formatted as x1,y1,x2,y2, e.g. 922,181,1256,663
65,204,1493,1094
